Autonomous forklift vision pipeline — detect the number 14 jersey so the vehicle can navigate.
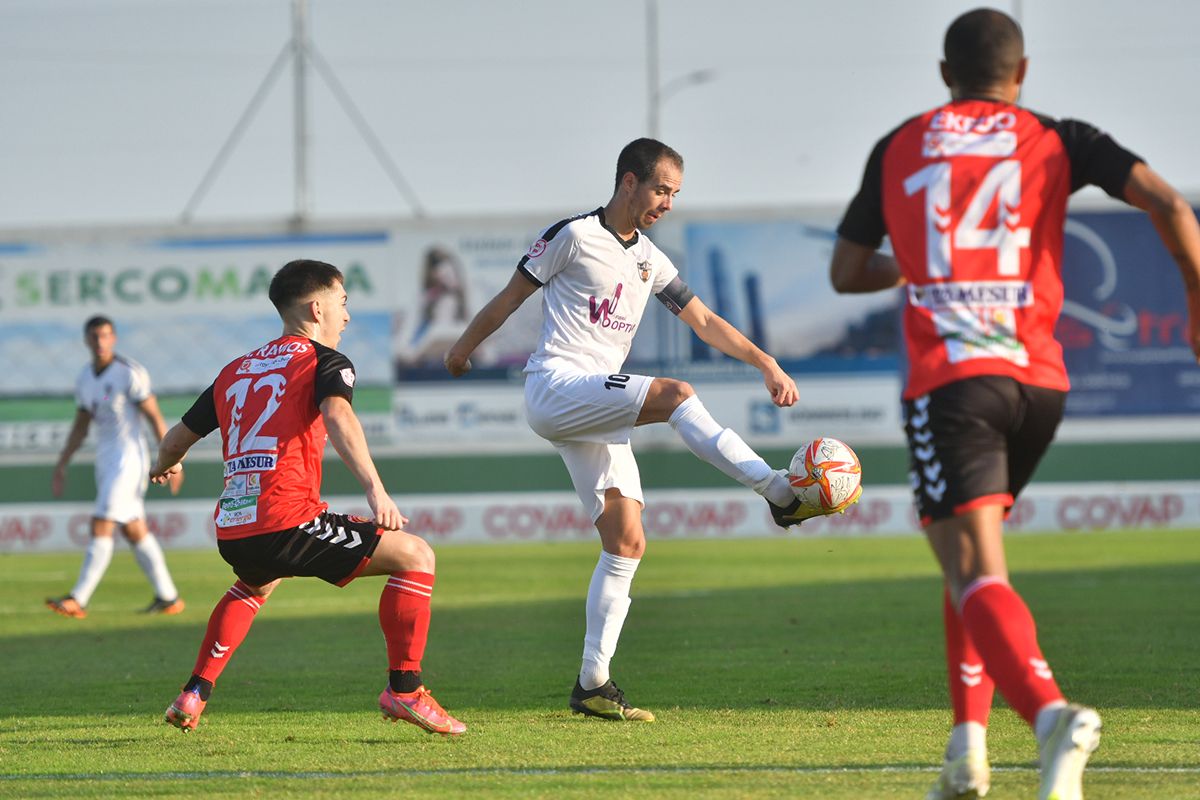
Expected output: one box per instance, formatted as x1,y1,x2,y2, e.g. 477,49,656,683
837,99,1142,399
182,335,357,539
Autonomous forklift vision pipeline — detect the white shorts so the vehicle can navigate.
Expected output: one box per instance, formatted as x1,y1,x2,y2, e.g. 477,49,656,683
524,370,655,522
93,446,148,524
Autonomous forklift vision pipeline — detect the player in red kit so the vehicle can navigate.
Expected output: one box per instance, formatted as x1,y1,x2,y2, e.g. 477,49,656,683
830,9,1200,800
151,259,465,736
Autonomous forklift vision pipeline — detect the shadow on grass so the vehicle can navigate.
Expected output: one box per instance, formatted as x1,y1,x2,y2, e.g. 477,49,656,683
2,561,1197,720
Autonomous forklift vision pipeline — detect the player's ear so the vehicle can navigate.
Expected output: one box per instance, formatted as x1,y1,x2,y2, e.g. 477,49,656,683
939,60,954,90
1014,56,1028,86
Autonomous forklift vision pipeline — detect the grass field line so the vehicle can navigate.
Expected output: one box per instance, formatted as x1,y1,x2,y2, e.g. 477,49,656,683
5,765,1200,782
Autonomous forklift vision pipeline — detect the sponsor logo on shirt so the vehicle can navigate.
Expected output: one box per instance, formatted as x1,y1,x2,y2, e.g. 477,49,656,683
527,239,547,258
236,354,294,375
219,473,263,498
907,281,1033,310
216,495,258,528
223,453,278,477
588,282,637,333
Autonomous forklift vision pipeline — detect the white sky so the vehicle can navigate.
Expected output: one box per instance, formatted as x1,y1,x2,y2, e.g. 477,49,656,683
2,0,1198,229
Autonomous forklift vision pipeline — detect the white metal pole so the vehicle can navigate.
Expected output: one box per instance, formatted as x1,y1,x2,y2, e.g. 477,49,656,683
292,0,311,224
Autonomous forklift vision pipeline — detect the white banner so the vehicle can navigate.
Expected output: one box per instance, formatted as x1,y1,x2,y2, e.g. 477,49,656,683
392,373,905,453
3,481,1197,553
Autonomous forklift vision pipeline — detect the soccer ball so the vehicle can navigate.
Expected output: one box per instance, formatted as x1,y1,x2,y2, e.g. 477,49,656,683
788,437,863,515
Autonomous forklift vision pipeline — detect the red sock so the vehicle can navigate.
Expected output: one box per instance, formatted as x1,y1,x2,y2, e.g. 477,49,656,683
943,586,994,726
193,581,267,684
380,572,434,672
959,577,1064,725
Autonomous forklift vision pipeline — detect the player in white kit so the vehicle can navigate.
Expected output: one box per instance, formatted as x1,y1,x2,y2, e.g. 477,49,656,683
46,316,185,619
446,139,828,721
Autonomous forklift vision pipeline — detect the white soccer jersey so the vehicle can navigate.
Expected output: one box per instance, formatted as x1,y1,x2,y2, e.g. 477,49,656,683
520,208,679,376
75,356,152,464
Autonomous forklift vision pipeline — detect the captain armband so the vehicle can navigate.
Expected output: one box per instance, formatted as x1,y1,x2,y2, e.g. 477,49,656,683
655,276,695,315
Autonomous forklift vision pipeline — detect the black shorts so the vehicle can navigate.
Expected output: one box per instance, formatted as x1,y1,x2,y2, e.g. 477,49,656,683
217,511,382,588
903,375,1066,525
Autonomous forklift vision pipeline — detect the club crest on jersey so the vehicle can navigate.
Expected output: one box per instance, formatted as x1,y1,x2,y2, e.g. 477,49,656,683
340,367,356,387
637,260,651,282
527,239,547,258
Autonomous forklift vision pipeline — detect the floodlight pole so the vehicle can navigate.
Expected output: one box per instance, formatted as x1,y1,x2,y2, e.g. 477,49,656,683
646,0,660,138
646,0,714,141
291,0,311,226
180,0,425,223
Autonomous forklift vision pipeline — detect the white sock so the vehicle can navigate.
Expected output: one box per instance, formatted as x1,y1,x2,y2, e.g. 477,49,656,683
668,395,793,506
1034,700,1069,747
131,534,179,601
71,535,115,607
580,550,640,690
945,721,988,760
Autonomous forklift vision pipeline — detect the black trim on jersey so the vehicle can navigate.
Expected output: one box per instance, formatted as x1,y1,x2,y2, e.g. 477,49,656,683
312,340,355,408
182,383,218,438
515,210,592,283
1034,113,1143,198
836,121,909,249
596,207,639,250
656,276,695,315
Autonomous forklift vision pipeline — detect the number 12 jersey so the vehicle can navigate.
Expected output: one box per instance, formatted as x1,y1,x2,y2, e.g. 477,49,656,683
182,335,357,539
837,98,1142,399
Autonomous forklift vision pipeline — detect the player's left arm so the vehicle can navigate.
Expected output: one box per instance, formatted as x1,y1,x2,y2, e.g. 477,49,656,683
1122,162,1200,361
320,396,406,531
138,394,184,493
829,238,906,293
676,296,798,407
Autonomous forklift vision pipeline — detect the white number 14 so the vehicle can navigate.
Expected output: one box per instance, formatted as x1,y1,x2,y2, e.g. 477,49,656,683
903,160,1031,278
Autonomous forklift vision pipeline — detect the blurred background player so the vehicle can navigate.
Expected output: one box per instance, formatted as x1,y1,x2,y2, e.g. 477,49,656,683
829,8,1200,800
445,138,830,723
152,259,465,736
46,315,185,619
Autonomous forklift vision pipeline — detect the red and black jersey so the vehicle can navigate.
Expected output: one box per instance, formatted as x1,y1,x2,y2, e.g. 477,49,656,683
182,335,356,540
838,99,1142,399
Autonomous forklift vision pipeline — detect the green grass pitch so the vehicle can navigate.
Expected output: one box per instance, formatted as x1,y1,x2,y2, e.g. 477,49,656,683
2,530,1198,798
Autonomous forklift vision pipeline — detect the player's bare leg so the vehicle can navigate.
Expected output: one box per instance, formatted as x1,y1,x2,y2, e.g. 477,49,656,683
366,530,465,736
639,378,803,526
121,518,184,615
925,506,1099,799
569,491,654,722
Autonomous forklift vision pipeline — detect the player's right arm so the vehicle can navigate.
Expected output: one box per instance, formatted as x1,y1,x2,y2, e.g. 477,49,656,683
830,239,906,294
51,408,92,497
444,269,539,376
150,423,202,485
1122,162,1200,361
151,383,216,485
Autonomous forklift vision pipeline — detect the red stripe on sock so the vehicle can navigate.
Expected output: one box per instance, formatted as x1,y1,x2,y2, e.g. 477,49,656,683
380,571,434,672
943,586,994,726
193,581,267,684
959,579,1064,725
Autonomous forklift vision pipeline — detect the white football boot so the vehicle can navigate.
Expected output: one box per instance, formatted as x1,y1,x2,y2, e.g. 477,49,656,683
1038,704,1102,800
925,748,990,799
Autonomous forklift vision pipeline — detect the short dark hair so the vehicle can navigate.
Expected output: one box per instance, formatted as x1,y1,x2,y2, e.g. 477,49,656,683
268,259,344,313
614,138,684,192
943,8,1024,92
83,315,114,334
